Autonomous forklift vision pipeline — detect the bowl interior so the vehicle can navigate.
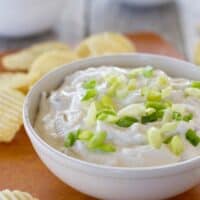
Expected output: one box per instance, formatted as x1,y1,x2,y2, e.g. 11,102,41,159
24,53,200,175
27,53,200,125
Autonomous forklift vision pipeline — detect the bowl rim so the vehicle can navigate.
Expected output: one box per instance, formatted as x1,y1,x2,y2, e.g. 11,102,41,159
23,53,200,178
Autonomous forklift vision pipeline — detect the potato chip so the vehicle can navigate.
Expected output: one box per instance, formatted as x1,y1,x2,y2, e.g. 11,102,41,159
0,89,24,142
2,41,70,71
29,50,79,81
0,189,38,200
75,32,136,58
194,41,200,65
0,72,35,93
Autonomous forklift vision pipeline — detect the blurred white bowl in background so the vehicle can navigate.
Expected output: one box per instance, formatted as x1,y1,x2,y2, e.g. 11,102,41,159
120,0,174,6
0,0,65,37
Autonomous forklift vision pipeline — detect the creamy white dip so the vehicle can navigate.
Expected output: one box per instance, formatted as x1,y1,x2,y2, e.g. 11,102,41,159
35,66,200,167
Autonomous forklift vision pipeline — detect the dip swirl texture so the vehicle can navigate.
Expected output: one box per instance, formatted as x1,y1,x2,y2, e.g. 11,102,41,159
35,66,200,167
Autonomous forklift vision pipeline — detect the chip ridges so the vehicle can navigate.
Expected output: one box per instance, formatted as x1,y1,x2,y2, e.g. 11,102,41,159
0,72,34,93
2,41,70,71
75,32,136,58
29,50,79,81
0,89,25,142
0,189,38,200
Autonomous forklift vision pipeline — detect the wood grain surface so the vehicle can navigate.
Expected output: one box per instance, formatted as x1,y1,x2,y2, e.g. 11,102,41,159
0,33,199,200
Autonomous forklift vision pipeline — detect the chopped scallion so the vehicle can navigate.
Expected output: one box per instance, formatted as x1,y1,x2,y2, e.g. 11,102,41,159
85,102,97,126
82,89,97,101
163,136,173,144
97,143,116,152
172,111,182,121
169,135,184,156
116,116,138,127
158,76,169,87
183,113,193,122
128,79,136,91
83,80,96,89
88,131,107,149
143,66,154,78
147,90,161,101
191,81,200,89
78,130,93,141
185,88,200,98
146,101,167,110
147,127,163,149
64,131,78,147
128,68,143,78
141,110,163,124
185,129,200,146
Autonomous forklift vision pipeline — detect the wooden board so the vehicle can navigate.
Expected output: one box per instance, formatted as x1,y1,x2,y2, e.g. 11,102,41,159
0,32,199,200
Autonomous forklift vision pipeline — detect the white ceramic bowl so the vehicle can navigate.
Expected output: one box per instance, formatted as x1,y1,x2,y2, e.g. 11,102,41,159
118,0,174,6
23,54,200,200
0,0,64,37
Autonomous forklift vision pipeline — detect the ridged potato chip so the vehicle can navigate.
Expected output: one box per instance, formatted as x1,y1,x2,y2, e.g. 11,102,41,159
76,32,136,58
0,189,38,200
29,50,79,81
194,41,200,65
2,41,70,71
0,72,35,93
0,89,25,142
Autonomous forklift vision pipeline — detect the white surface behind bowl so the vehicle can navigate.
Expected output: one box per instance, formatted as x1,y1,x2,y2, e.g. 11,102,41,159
0,0,64,37
23,54,200,200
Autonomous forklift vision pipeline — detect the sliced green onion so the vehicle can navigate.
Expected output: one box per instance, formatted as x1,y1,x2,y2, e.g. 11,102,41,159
105,74,126,86
147,90,162,101
96,109,118,122
142,101,166,124
147,127,163,149
116,87,128,99
83,79,96,89
162,108,173,123
82,89,97,101
141,87,149,97
105,115,119,123
161,87,172,99
64,132,78,147
146,101,167,110
141,110,163,124
158,76,169,87
145,107,156,115
105,75,119,85
128,68,143,78
85,102,97,126
143,66,154,78
97,109,116,119
169,135,184,156
106,75,128,98
191,81,200,89
160,122,178,134
163,136,173,144
172,104,185,115
185,88,200,98
172,111,182,121
128,79,136,91
185,129,200,146
97,143,116,152
183,113,193,122
100,95,115,109
88,131,107,149
116,116,138,127
156,109,164,118
118,104,145,118
172,111,193,122
78,130,93,141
